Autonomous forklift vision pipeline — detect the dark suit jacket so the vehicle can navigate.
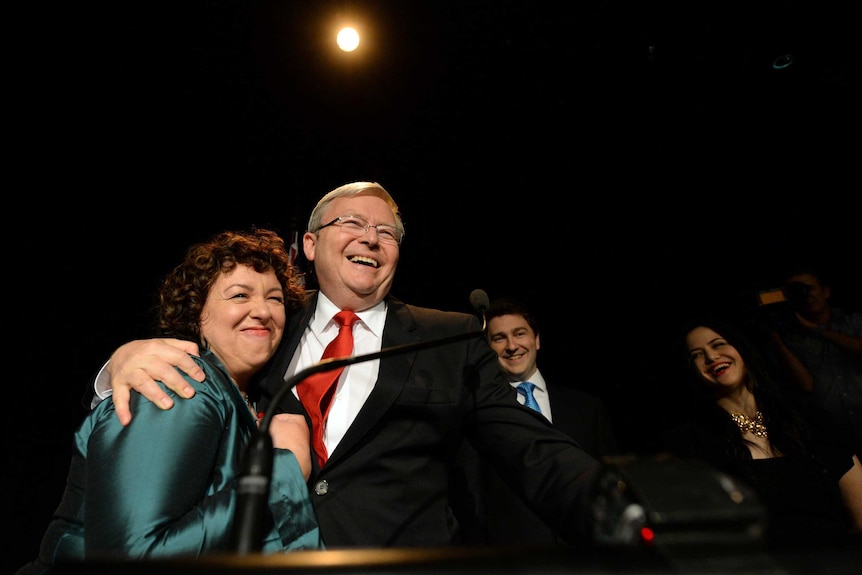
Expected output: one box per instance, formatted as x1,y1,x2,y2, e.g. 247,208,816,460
453,381,620,546
253,292,599,548
547,383,621,459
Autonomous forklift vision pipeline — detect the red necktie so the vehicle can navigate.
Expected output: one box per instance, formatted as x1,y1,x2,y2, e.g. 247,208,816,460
297,310,359,467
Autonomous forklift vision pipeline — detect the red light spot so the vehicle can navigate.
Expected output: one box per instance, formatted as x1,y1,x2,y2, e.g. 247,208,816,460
640,527,655,545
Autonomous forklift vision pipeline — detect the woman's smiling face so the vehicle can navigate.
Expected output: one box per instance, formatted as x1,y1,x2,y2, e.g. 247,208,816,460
686,326,747,391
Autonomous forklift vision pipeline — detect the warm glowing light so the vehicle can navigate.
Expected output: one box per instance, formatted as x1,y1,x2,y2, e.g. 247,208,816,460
337,27,360,52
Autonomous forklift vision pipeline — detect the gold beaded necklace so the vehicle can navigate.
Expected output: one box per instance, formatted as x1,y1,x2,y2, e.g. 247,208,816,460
730,411,768,438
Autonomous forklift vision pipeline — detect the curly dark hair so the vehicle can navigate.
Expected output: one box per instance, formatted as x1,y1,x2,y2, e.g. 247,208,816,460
155,228,305,344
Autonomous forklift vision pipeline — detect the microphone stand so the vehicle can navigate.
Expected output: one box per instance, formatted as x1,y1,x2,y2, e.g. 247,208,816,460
230,329,484,554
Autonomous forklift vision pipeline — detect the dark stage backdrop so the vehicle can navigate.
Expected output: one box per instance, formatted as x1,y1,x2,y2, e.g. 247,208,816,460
6,2,860,573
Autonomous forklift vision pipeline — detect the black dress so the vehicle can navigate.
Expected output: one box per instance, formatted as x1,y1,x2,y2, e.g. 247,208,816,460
660,403,856,550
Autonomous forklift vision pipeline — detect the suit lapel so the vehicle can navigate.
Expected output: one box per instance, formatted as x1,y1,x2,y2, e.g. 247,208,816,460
327,296,419,465
265,293,422,466
259,291,317,413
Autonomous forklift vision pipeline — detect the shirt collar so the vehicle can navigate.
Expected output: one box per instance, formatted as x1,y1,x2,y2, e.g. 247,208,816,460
313,292,387,337
509,369,546,393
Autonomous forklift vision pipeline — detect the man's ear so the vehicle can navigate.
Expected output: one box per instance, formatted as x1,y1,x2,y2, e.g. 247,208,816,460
303,231,316,261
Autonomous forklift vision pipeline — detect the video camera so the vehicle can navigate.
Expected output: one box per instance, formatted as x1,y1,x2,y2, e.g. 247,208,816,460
755,282,810,331
756,282,810,308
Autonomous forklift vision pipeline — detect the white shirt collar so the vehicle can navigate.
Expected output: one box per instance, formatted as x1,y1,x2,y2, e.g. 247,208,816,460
313,292,387,339
509,369,547,393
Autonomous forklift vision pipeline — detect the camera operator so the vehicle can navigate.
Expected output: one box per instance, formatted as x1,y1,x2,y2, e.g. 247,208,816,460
765,267,862,456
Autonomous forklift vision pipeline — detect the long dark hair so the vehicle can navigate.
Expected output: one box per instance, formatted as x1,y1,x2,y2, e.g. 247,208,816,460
678,314,811,462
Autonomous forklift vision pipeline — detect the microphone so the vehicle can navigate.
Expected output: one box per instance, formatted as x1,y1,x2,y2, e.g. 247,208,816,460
469,288,489,330
230,317,485,553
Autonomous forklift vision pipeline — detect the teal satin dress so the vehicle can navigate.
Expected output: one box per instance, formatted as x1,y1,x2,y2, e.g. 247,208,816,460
20,349,323,574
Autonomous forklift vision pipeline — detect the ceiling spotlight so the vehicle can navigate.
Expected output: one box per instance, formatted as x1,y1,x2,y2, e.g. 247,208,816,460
337,27,360,52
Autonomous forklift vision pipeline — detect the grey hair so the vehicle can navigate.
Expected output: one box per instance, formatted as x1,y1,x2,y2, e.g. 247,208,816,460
307,181,404,236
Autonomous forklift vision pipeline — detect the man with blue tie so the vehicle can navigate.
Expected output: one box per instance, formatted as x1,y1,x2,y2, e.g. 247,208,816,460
488,296,619,454
453,296,621,546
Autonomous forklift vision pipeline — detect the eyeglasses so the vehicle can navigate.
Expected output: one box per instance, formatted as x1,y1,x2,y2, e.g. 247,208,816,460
315,215,404,246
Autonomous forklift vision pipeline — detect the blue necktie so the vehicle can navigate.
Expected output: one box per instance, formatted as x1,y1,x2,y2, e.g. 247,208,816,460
516,382,542,414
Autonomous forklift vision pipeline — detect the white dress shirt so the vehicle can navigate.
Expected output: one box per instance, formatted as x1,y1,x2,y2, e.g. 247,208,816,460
287,293,386,455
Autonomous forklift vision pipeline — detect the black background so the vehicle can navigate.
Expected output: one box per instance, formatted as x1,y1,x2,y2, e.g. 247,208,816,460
6,1,860,572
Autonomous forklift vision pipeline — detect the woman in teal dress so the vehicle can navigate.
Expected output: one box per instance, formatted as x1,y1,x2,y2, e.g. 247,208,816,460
17,228,324,574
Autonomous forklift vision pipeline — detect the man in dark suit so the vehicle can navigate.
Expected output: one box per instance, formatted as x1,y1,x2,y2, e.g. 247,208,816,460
485,296,620,457
452,296,620,546
92,181,600,548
